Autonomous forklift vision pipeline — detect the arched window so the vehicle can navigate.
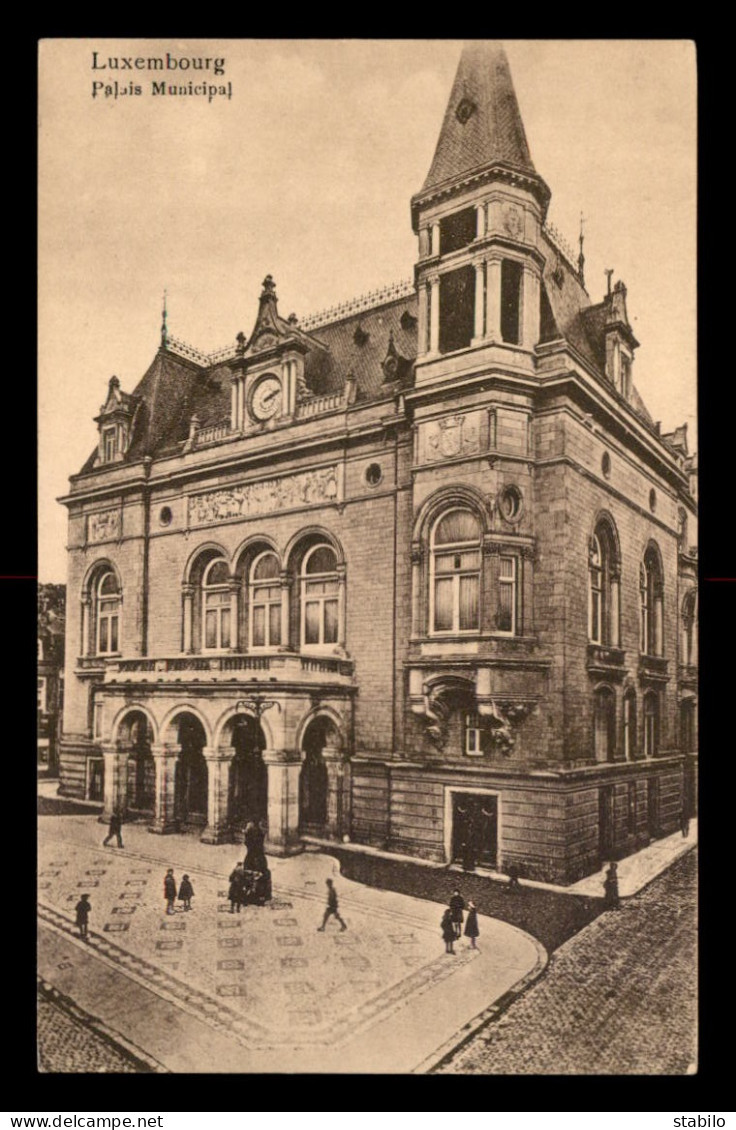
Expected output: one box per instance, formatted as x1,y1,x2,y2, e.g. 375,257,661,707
202,558,231,651
643,690,659,757
593,686,615,763
588,520,620,645
430,509,481,634
250,551,282,649
96,570,121,655
301,544,339,647
640,545,664,656
682,589,697,667
623,689,637,761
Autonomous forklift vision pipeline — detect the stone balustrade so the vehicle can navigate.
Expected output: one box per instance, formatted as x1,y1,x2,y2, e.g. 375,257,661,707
103,652,354,684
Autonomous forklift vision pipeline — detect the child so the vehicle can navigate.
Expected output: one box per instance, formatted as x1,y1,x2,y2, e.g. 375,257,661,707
75,893,91,940
178,874,194,911
464,900,479,949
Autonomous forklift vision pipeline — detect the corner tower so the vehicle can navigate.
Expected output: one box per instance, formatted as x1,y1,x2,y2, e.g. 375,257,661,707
412,42,550,379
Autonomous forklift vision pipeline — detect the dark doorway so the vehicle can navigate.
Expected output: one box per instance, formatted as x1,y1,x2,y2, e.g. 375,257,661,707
439,265,475,354
299,717,331,833
125,712,155,814
88,758,104,802
599,785,615,862
451,793,498,870
175,715,208,826
229,715,267,832
647,776,660,838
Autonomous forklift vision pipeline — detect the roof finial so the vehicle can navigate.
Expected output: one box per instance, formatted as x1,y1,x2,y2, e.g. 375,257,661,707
578,212,585,286
161,288,168,348
605,268,614,297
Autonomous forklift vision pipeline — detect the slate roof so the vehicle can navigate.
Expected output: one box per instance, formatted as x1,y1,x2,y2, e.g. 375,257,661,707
420,42,539,197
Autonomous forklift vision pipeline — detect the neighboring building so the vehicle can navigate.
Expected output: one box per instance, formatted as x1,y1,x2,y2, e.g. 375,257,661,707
58,42,696,883
38,583,66,774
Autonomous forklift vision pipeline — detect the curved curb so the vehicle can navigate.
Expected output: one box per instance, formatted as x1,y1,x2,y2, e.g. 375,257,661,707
37,976,169,1073
413,929,549,1074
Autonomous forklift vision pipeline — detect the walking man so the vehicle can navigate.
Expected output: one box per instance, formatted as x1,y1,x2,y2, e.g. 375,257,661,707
102,809,124,848
317,878,347,932
680,806,691,839
164,868,177,915
603,861,620,910
75,893,91,940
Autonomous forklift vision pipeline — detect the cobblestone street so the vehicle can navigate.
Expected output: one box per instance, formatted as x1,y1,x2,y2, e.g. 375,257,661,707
438,848,697,1075
37,989,141,1073
38,808,543,1073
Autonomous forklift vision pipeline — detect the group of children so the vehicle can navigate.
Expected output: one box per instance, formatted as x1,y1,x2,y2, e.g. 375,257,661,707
227,861,272,911
441,889,479,954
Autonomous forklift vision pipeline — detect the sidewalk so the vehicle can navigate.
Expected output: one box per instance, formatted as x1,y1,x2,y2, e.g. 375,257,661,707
37,808,545,1074
567,821,697,898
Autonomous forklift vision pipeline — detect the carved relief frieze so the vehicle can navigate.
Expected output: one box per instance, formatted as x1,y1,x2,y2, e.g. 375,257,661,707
188,465,340,527
87,508,121,543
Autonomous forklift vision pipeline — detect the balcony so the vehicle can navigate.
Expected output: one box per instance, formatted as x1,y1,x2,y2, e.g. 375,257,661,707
586,643,626,680
638,653,670,683
103,652,354,687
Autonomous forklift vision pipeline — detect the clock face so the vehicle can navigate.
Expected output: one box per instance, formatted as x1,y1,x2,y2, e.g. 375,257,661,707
250,375,282,421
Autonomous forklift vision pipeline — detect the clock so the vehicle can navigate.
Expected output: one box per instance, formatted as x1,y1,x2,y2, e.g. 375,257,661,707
250,375,282,421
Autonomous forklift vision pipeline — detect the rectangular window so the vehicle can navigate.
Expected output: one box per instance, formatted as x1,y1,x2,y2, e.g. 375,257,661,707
37,677,47,713
324,600,339,643
269,603,281,646
103,428,117,462
439,265,475,354
99,618,109,653
252,605,266,647
305,602,320,644
458,575,479,631
496,556,517,635
220,609,231,649
500,259,522,344
94,702,103,739
205,610,217,650
433,577,454,632
465,713,483,756
439,207,477,255
110,615,119,653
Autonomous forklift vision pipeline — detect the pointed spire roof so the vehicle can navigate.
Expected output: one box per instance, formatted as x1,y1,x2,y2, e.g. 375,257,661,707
412,41,550,225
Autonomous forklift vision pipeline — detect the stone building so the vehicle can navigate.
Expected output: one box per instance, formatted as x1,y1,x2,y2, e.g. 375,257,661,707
38,583,65,774
58,42,697,883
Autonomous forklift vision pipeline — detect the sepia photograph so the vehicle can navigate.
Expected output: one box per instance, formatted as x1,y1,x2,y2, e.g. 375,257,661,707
37,38,697,1075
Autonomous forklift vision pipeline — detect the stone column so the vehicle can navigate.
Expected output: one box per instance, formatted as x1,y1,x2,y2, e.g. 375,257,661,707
323,742,350,840
200,747,232,844
230,378,238,429
336,565,347,647
182,584,194,653
655,597,664,656
228,580,240,652
149,743,180,835
486,258,502,342
410,545,422,637
522,265,540,349
417,284,429,357
430,221,440,257
418,227,430,258
475,203,485,240
80,596,91,658
262,748,303,856
473,260,485,343
280,572,291,647
101,742,129,822
429,276,440,355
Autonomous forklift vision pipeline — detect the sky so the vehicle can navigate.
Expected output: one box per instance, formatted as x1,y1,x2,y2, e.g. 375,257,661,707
38,39,697,583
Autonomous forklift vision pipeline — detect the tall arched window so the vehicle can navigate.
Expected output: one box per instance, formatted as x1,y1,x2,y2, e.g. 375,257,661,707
640,545,664,656
96,570,121,655
593,686,616,762
430,509,481,634
682,589,697,666
588,520,620,645
301,544,339,647
643,690,659,757
250,551,282,648
202,558,231,651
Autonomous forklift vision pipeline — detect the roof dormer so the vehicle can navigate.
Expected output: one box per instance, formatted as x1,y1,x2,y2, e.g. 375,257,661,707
603,278,639,397
93,375,139,465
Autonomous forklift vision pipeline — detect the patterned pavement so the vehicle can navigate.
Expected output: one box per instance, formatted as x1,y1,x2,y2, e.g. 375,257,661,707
38,811,543,1072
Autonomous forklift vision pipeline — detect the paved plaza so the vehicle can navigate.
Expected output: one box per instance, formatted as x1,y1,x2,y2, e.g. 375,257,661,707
38,806,544,1073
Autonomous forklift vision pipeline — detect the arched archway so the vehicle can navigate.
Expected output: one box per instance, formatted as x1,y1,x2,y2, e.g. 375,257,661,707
119,710,155,815
172,713,208,826
227,714,268,832
299,716,332,833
